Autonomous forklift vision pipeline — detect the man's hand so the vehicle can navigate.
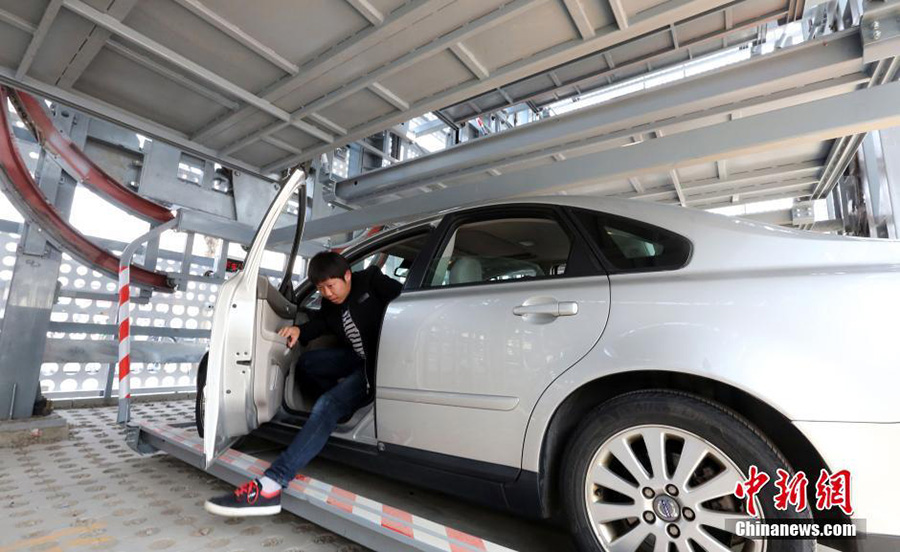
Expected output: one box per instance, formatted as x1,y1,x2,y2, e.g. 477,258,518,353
278,326,301,348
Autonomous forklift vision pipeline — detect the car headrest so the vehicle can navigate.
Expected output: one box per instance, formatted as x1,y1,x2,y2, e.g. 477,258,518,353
449,256,483,285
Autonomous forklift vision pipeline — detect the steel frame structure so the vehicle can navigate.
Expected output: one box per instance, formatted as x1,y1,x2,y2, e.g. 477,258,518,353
301,79,900,239
0,0,794,178
333,29,869,204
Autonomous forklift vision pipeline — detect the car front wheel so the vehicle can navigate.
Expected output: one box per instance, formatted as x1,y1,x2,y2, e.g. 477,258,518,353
561,390,814,552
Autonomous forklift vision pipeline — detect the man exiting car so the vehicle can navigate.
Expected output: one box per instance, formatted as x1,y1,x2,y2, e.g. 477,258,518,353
205,251,401,516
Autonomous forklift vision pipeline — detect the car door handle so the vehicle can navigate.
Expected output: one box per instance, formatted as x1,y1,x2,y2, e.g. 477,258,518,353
512,301,578,317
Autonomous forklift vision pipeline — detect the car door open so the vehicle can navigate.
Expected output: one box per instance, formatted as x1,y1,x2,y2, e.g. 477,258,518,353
203,170,306,468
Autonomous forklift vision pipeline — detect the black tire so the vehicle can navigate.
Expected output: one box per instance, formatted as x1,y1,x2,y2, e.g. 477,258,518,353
561,390,814,552
195,352,209,437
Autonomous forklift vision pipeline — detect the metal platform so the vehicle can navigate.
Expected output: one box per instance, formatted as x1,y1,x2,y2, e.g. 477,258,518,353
129,420,523,552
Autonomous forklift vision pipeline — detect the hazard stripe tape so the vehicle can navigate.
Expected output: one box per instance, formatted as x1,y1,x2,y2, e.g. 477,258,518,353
141,423,518,552
117,266,131,400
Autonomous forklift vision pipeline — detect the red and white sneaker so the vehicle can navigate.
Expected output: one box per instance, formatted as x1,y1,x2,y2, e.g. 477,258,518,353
204,479,281,517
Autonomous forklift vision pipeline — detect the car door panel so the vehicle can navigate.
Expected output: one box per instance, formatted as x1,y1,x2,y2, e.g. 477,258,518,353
252,277,301,425
203,170,305,467
377,271,610,469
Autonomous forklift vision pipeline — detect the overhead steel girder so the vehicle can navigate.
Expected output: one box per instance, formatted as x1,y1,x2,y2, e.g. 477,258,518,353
7,87,174,224
0,66,270,179
262,0,740,174
0,87,172,291
303,79,900,240
813,56,900,200
675,177,819,207
334,29,865,202
621,161,823,202
440,3,787,123
191,0,454,143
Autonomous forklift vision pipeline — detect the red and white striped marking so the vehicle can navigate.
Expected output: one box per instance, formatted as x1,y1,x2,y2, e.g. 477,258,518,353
117,265,131,400
143,423,517,552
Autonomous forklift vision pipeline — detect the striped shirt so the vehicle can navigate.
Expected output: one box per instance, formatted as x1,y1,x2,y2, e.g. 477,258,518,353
341,307,366,359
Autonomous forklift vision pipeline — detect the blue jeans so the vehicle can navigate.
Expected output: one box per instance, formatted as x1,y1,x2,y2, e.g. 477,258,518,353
264,348,367,487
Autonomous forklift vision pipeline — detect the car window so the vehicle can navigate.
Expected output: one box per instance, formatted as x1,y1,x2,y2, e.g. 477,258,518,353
572,209,691,272
300,231,431,310
425,217,572,288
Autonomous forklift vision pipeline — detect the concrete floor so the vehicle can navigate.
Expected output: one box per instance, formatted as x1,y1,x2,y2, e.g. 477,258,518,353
0,401,841,552
0,401,367,552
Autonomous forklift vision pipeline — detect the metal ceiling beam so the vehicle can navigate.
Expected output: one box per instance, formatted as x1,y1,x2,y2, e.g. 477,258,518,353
813,55,900,199
56,0,138,88
345,0,385,26
369,82,409,111
61,0,334,144
447,5,786,123
450,43,490,79
691,185,814,209
0,7,35,33
224,0,543,162
261,135,302,156
716,159,728,179
309,113,348,136
16,0,63,80
608,0,629,29
300,79,900,240
5,2,242,112
171,0,299,74
0,67,269,178
332,30,864,201
390,74,866,199
105,41,239,110
562,0,596,38
61,1,277,120
191,0,454,142
629,161,822,201
669,169,687,206
679,177,817,206
262,0,739,173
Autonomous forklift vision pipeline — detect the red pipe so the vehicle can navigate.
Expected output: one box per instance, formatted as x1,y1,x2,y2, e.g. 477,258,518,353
7,87,175,224
0,87,172,291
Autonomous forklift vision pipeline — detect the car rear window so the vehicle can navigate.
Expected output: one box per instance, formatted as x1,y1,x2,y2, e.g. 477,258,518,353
572,209,692,272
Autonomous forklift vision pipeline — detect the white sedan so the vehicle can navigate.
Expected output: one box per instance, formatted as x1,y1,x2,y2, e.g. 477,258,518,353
201,173,898,552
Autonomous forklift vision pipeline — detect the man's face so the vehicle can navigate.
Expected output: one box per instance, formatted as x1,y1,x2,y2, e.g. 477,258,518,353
315,270,352,304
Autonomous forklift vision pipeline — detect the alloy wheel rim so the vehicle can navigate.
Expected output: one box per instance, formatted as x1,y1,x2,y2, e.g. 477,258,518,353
584,424,765,552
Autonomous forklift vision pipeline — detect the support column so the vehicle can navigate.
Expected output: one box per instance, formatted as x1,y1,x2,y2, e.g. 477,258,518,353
0,106,84,419
877,127,900,238
859,131,895,238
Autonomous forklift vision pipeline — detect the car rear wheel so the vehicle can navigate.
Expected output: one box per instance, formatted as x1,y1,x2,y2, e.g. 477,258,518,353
195,352,208,437
561,390,814,552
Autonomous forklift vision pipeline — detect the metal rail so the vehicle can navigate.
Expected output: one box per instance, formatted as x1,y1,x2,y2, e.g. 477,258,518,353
129,422,519,552
0,86,173,290
7,86,175,224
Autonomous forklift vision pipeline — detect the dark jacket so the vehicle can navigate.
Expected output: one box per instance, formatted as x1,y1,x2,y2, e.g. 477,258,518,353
294,265,402,393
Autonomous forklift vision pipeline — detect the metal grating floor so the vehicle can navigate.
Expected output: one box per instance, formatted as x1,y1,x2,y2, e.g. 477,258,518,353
0,401,367,552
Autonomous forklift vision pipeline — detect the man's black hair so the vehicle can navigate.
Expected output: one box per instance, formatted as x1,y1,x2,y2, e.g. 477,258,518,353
307,251,350,285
